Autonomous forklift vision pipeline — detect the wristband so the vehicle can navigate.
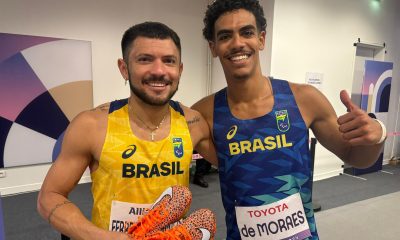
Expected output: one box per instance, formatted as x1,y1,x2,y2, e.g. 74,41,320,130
374,119,387,144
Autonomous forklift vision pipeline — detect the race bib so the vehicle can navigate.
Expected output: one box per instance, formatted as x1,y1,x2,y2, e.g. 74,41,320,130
235,193,311,240
109,200,151,232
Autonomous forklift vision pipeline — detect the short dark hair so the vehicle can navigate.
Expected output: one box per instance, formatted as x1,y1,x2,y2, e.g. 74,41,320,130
203,0,267,41
121,21,181,62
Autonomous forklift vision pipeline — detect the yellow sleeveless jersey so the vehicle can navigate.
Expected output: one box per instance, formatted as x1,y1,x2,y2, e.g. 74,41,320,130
91,99,193,231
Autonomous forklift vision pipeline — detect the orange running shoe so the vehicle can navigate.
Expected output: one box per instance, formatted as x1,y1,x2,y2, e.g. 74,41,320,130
144,208,216,240
128,185,192,238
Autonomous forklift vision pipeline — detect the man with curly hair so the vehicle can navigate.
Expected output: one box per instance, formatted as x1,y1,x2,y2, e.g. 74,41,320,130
193,0,386,239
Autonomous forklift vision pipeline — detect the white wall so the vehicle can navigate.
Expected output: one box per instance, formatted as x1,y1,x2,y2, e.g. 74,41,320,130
0,0,209,195
271,0,400,180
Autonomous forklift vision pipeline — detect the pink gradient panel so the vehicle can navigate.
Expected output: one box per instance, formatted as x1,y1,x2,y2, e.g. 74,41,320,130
0,53,47,121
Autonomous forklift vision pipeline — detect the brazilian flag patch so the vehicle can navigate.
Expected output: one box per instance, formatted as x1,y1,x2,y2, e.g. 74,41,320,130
172,137,184,158
275,110,290,132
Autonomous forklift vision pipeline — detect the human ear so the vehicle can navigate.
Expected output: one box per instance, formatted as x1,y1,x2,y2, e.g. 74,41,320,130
117,58,129,81
208,41,218,58
259,31,266,50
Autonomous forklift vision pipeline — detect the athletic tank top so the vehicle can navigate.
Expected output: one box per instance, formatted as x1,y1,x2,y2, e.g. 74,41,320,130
91,98,193,231
213,79,318,239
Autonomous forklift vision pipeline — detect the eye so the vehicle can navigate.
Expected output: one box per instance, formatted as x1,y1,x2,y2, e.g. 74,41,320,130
137,56,152,63
163,57,178,65
242,29,255,38
217,33,230,41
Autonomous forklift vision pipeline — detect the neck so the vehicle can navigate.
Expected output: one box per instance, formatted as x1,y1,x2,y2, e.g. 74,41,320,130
227,75,272,103
128,96,170,129
129,96,169,120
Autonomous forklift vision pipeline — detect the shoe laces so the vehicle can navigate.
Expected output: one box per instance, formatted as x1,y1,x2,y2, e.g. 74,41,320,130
146,225,191,240
128,203,169,236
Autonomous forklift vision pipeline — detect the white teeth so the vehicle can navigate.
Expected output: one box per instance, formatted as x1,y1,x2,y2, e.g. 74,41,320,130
231,55,249,61
148,82,166,87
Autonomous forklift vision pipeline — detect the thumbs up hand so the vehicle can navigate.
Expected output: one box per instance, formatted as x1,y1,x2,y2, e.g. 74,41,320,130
337,90,384,146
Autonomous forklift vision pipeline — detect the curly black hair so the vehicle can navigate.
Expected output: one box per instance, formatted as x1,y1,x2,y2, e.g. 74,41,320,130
203,0,267,41
121,22,181,63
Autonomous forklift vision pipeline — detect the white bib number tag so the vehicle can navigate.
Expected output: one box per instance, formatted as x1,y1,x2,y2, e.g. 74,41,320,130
235,193,311,240
109,200,151,232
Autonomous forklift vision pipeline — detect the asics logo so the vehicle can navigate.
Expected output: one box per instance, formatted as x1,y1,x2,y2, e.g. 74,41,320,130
199,228,211,240
226,125,238,140
122,144,137,159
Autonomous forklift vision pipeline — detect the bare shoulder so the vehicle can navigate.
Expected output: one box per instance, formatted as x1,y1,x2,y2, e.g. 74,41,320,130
191,94,215,122
71,103,109,128
289,82,322,103
178,103,203,127
179,103,210,134
192,94,215,107
289,82,335,126
63,102,110,150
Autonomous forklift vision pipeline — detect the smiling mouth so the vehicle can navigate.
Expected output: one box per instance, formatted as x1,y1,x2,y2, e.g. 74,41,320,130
146,81,169,87
143,77,172,88
227,53,251,62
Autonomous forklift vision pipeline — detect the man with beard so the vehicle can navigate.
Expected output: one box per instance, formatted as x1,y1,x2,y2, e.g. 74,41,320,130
37,22,216,239
192,0,387,239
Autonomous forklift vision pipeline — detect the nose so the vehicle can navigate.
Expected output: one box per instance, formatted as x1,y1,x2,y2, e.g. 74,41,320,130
230,33,245,49
150,59,166,77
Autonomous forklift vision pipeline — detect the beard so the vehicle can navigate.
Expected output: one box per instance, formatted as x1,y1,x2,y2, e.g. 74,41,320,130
128,71,179,106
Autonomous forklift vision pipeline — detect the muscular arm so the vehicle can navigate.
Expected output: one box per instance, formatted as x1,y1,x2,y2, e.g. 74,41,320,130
181,102,218,166
37,108,130,240
293,84,384,168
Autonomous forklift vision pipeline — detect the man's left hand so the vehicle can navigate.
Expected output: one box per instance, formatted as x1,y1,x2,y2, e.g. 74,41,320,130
337,90,383,146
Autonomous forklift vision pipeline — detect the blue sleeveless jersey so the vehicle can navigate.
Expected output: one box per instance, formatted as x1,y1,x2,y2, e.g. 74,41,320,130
213,79,318,239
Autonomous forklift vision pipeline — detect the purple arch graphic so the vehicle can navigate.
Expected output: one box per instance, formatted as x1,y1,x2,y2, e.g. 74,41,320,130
375,78,391,112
